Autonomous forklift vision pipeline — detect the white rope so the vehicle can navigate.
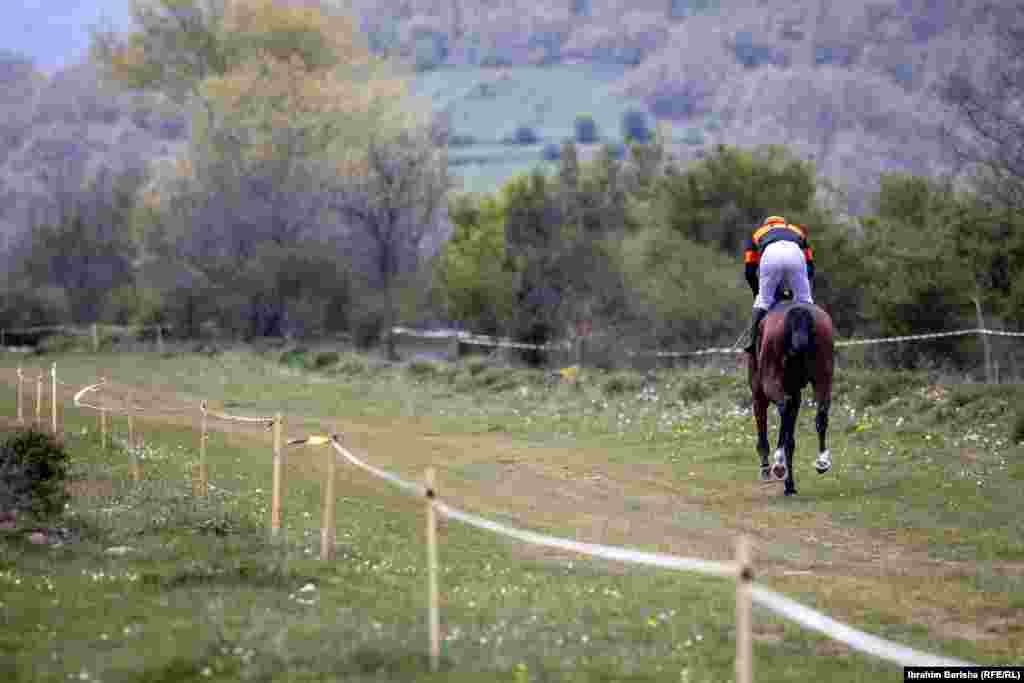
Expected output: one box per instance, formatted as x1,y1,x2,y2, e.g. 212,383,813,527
437,502,737,578
205,409,275,427
73,382,106,412
330,439,427,497
750,586,971,667
328,435,974,668
394,326,1024,358
392,327,569,352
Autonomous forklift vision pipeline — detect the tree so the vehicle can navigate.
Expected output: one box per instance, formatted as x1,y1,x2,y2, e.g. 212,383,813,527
92,0,433,341
651,144,816,254
329,130,451,358
433,193,517,335
574,114,599,144
939,2,1024,209
15,169,141,323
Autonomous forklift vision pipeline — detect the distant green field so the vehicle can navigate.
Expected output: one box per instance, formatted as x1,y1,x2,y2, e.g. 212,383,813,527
415,64,664,193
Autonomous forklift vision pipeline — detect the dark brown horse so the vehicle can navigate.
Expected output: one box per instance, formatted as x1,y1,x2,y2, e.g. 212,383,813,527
748,302,835,496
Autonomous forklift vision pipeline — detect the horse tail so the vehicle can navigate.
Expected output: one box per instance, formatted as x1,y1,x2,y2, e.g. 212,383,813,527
785,306,816,359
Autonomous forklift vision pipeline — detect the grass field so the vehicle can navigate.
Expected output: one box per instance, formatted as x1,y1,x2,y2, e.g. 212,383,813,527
1,344,1022,682
413,64,676,194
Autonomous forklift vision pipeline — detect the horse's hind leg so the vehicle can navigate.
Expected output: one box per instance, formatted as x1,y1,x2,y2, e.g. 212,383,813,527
814,398,832,474
754,389,770,481
772,392,800,495
784,391,800,495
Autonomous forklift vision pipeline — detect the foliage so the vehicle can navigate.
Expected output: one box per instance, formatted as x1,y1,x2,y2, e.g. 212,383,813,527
14,170,142,324
854,173,1024,364
574,115,599,144
620,109,651,144
619,223,748,348
279,348,309,370
939,2,1024,210
648,145,816,255
314,351,340,369
0,428,70,521
510,125,540,145
601,371,643,396
433,193,518,336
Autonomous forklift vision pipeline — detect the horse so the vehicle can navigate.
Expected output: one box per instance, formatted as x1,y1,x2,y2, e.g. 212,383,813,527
748,301,835,496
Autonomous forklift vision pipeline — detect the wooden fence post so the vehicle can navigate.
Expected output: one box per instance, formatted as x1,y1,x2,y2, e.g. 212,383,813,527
127,392,141,482
271,412,283,537
735,535,753,683
35,373,42,426
320,445,338,561
91,323,99,353
193,400,209,497
50,363,57,435
16,366,23,424
973,297,993,384
425,467,440,673
130,432,142,482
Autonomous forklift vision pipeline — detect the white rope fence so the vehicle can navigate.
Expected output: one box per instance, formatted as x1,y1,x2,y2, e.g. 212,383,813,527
394,325,1024,358
327,437,974,672
2,323,169,353
11,355,996,678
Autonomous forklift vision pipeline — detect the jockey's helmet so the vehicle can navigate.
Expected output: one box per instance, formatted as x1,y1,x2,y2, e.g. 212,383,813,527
761,215,787,228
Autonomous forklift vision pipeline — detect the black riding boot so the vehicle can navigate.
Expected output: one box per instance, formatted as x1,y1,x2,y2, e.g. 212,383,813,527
745,308,768,360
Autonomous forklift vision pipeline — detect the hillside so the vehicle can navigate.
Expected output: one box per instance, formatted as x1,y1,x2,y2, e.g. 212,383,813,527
0,52,186,269
0,0,998,252
351,0,990,212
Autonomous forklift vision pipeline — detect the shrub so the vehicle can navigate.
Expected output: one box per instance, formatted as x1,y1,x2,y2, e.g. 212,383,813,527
335,354,368,376
466,358,490,377
678,378,711,403
35,332,90,355
279,348,309,370
603,372,643,396
621,109,651,144
352,313,383,350
314,351,340,369
0,428,70,522
1013,409,1024,444
574,115,599,144
510,125,539,145
855,371,926,408
406,360,443,379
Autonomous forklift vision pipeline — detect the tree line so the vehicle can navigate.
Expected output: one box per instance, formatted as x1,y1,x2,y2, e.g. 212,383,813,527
0,0,1021,371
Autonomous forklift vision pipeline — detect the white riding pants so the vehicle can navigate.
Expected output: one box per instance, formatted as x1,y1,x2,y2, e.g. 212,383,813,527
753,240,813,311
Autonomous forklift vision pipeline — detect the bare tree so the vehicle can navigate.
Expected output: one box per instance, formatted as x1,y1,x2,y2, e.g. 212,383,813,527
939,1,1024,209
329,129,451,357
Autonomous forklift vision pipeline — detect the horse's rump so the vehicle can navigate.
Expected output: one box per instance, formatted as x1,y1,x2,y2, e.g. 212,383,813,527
756,303,832,402
784,306,815,358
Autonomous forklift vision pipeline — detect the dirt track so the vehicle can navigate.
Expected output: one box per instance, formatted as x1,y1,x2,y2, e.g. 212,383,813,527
3,365,1020,654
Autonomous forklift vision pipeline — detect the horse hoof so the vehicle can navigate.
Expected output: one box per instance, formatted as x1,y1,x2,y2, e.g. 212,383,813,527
815,450,832,474
760,466,772,482
771,450,787,481
784,487,798,497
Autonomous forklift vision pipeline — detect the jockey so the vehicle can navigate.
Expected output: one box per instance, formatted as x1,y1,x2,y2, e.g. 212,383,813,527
742,216,815,360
